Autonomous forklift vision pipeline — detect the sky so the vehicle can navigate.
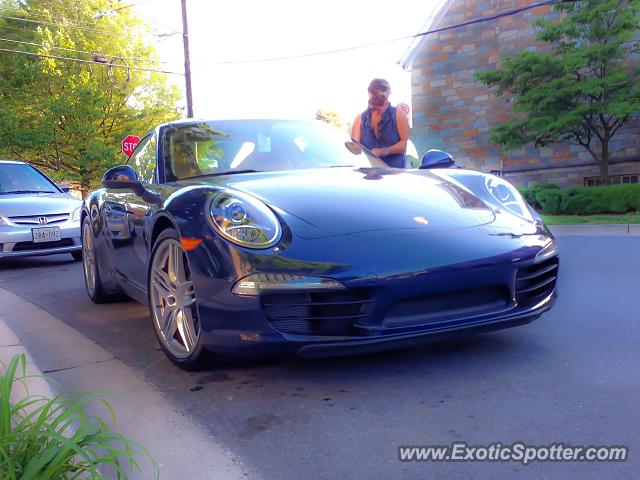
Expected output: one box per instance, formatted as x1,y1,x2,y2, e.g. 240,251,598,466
133,0,441,124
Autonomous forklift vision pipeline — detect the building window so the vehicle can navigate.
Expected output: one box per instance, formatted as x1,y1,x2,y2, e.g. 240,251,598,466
584,175,639,186
584,177,601,187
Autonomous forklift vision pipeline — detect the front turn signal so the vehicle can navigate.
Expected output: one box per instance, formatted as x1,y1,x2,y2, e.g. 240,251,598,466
180,238,203,251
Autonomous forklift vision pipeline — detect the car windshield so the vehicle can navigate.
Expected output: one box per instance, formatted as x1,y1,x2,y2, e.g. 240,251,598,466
162,120,388,181
0,163,58,194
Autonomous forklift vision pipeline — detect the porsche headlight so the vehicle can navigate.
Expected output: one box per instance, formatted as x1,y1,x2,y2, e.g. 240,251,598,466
232,273,344,295
209,190,281,248
484,175,533,222
535,238,559,262
71,206,82,222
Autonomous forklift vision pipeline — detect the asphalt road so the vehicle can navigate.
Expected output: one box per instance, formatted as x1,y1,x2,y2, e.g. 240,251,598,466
1,235,639,479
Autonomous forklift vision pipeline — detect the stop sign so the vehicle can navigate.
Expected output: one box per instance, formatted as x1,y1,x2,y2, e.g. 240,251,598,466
121,135,141,158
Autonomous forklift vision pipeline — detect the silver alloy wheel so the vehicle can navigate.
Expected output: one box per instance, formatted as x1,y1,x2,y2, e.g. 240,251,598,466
82,219,96,296
150,239,199,359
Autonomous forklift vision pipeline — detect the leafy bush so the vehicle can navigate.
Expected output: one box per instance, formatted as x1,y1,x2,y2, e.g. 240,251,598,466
520,184,640,215
0,354,157,480
519,183,560,210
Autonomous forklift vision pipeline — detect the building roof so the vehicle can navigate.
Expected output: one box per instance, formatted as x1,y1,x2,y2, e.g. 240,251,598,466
399,0,454,71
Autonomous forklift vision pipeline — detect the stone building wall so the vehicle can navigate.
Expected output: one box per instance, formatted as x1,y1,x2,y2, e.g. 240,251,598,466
409,0,640,187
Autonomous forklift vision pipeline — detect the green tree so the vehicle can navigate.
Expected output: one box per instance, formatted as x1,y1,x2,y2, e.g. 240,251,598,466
0,0,181,193
477,0,640,182
315,109,345,129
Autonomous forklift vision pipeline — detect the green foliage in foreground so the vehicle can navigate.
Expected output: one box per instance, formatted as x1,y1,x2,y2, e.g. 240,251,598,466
0,354,157,479
520,184,640,215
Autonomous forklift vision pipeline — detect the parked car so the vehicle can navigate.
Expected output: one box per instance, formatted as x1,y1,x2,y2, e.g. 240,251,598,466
81,119,558,368
0,160,82,260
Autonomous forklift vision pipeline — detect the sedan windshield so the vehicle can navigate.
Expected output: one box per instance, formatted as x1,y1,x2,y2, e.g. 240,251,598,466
0,163,58,194
162,120,387,181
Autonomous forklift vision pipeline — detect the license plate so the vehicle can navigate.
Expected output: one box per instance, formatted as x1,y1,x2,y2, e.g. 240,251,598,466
32,227,62,243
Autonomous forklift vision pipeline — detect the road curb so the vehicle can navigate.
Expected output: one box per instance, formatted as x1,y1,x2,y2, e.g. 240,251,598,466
0,287,252,480
549,224,640,236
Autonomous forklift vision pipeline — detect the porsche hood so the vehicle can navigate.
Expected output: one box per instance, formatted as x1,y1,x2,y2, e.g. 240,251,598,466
226,168,495,236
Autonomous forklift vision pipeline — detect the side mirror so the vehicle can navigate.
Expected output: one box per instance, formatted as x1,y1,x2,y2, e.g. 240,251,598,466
102,165,142,192
345,141,363,155
57,183,70,193
102,165,162,205
420,149,455,169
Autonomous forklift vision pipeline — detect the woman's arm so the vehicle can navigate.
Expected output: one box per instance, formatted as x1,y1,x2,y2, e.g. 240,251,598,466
351,114,362,143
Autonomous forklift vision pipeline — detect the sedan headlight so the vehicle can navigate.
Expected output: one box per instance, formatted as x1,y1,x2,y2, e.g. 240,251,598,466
208,190,281,248
484,175,533,222
71,206,82,222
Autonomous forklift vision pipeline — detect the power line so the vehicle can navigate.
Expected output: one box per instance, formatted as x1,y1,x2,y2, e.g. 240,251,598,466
111,0,157,13
0,46,184,75
146,17,182,36
0,36,169,65
95,0,182,35
0,14,116,35
0,6,107,28
215,0,566,65
1,11,179,37
0,6,178,67
0,23,41,36
0,4,179,35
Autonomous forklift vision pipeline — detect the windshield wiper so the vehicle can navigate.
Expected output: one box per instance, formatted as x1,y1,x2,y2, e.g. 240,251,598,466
196,169,261,178
0,190,56,195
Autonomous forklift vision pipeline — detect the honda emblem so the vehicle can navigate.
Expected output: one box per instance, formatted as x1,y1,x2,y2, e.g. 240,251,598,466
38,217,48,224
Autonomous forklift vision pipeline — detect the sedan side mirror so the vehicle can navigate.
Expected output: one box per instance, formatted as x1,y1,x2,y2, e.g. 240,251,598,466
420,149,455,169
102,165,143,192
56,183,70,193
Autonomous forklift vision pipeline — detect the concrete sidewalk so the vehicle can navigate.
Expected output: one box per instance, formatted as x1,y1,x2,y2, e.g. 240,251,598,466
0,287,252,480
0,316,57,405
549,223,640,236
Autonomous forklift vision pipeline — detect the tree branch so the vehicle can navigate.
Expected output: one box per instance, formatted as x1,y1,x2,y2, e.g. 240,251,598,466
583,115,604,142
610,115,630,137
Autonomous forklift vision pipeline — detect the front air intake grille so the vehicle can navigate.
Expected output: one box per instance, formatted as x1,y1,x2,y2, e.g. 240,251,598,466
515,256,559,305
262,289,373,336
9,213,70,225
12,238,74,252
383,286,511,328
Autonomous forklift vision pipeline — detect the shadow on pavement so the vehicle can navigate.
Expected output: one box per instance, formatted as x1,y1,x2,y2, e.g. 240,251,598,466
0,254,78,271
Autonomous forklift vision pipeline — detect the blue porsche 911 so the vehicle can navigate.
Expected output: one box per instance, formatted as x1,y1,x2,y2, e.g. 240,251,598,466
81,119,558,368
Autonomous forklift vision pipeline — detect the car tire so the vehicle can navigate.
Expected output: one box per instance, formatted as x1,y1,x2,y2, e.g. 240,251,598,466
148,228,206,369
82,216,117,304
71,251,82,261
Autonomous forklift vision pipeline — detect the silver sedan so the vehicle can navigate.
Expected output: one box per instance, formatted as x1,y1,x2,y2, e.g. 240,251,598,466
0,160,82,260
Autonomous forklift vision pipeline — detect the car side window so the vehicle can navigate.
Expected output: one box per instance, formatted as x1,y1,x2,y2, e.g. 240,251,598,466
129,135,157,184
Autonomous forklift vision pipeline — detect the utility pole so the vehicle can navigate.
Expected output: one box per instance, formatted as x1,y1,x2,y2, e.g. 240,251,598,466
181,0,194,118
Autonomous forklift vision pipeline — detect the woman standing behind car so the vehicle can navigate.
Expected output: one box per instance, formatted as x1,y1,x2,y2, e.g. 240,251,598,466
351,78,410,168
